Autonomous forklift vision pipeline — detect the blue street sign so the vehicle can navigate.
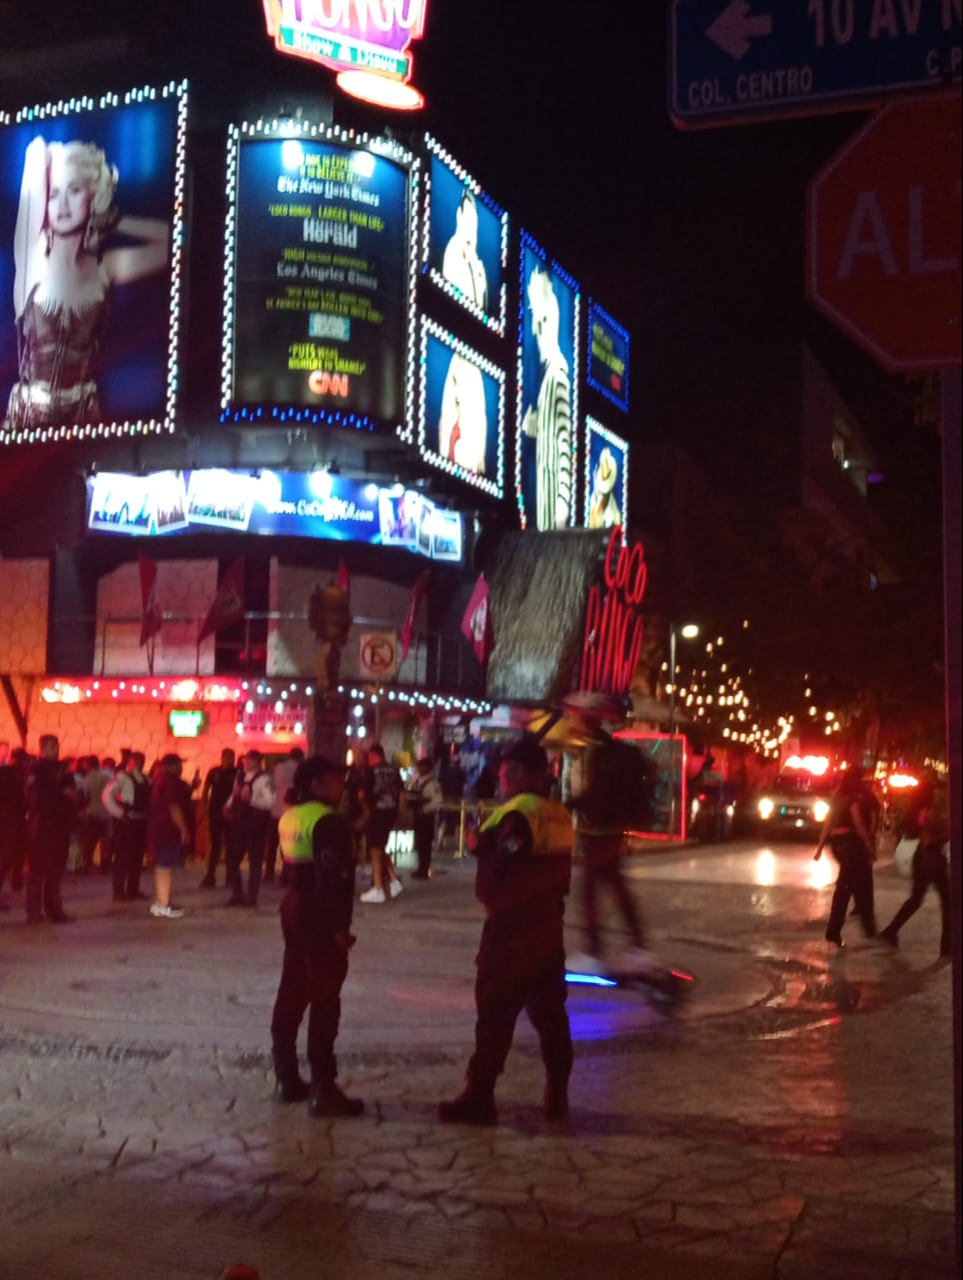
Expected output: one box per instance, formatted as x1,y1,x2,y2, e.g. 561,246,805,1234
670,0,962,128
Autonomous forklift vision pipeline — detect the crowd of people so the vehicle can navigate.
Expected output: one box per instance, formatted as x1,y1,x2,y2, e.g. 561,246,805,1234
0,736,476,925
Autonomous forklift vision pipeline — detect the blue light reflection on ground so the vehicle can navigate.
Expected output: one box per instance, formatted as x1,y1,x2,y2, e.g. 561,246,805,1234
563,973,665,1041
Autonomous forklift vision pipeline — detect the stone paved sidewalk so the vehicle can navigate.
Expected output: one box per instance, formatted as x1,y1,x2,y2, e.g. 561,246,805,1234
0,846,955,1278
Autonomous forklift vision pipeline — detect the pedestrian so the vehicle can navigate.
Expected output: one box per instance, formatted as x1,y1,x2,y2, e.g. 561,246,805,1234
199,748,236,888
814,764,880,947
80,755,112,874
359,744,403,903
24,734,80,925
0,743,27,906
265,747,304,884
147,753,190,919
270,755,364,1117
439,735,574,1126
341,760,369,863
878,783,950,957
224,749,274,908
103,751,151,902
409,757,443,880
566,732,649,973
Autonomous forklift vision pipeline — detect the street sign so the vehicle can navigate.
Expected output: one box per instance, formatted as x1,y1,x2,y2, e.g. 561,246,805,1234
807,92,961,373
670,0,962,128
359,630,399,680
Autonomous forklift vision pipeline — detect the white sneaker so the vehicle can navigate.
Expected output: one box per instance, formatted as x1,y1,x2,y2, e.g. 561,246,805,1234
150,902,184,919
388,879,404,899
566,951,605,976
359,887,386,904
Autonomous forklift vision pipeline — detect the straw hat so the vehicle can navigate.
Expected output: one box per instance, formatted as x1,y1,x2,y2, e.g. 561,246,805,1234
596,447,617,494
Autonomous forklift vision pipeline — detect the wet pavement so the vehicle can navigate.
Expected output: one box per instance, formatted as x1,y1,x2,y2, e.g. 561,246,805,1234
0,839,955,1279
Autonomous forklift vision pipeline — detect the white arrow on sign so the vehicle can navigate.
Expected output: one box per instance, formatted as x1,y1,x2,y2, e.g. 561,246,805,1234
706,0,773,60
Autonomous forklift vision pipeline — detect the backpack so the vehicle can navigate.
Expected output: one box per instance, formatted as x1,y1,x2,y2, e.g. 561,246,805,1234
579,739,652,831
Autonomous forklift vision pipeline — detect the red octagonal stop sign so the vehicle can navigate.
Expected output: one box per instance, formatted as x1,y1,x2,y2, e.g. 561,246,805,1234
807,92,961,374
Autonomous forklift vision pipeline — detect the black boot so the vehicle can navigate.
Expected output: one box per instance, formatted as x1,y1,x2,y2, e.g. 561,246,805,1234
308,1082,364,1118
274,1076,310,1103
544,1079,569,1122
437,1086,497,1126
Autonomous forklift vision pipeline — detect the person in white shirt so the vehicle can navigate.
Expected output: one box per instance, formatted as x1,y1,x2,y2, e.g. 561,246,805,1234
264,748,304,884
81,755,112,874
410,757,443,880
103,752,151,902
224,749,275,908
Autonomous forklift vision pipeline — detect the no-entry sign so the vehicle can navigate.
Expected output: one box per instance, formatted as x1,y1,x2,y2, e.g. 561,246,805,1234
807,92,961,373
359,631,399,681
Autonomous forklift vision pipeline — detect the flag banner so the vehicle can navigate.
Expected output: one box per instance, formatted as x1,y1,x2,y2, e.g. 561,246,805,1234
198,556,246,643
461,574,493,666
138,554,162,647
400,569,431,662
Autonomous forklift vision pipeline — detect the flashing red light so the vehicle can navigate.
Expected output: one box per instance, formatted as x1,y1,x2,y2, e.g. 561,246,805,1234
783,753,830,776
887,772,920,789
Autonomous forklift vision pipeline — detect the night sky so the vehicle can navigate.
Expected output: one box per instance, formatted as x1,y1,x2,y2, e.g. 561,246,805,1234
0,0,943,559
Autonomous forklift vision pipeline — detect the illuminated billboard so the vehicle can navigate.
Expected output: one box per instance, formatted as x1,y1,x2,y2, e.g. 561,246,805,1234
586,301,630,414
85,469,462,562
418,319,504,498
423,136,507,334
0,81,188,447
222,124,416,437
516,233,580,530
584,417,629,531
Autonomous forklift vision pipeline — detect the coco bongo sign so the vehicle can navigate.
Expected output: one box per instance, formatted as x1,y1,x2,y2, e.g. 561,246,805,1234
581,526,647,696
262,1,428,80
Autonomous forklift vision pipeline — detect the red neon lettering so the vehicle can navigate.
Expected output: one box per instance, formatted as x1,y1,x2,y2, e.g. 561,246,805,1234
581,585,602,690
584,528,648,695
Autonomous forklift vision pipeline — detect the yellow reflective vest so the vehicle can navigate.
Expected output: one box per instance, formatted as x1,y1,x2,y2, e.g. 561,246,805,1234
278,801,334,865
480,793,573,857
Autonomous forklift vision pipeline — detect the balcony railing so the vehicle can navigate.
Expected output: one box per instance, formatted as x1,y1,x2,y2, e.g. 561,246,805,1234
44,610,483,697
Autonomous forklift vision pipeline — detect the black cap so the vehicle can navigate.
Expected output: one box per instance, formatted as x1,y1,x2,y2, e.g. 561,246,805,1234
502,735,548,775
293,755,347,792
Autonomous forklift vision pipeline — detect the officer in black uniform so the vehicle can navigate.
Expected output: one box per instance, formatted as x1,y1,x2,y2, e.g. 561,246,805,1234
439,735,574,1126
25,734,79,925
270,755,363,1117
815,764,880,946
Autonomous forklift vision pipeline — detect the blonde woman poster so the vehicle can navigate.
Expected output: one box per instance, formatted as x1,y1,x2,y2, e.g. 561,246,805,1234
1,94,179,441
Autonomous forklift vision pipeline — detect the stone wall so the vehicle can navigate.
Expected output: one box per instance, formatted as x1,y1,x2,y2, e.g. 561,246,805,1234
0,559,49,675
95,560,218,676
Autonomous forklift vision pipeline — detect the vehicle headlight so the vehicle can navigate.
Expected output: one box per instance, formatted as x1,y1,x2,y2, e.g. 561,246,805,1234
758,797,774,819
813,799,830,823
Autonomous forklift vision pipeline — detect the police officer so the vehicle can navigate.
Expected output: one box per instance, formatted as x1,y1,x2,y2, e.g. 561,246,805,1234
270,756,364,1118
25,734,80,925
815,764,880,946
439,735,574,1126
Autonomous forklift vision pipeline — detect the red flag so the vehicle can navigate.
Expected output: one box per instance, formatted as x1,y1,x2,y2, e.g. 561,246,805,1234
461,574,493,666
138,554,162,647
400,569,431,662
337,558,350,594
198,556,246,643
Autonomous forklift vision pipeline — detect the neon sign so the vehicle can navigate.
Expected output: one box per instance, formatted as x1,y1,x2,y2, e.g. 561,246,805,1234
262,1,428,109
581,526,647,696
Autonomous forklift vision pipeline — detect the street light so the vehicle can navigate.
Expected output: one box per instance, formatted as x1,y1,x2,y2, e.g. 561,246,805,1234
668,623,700,841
